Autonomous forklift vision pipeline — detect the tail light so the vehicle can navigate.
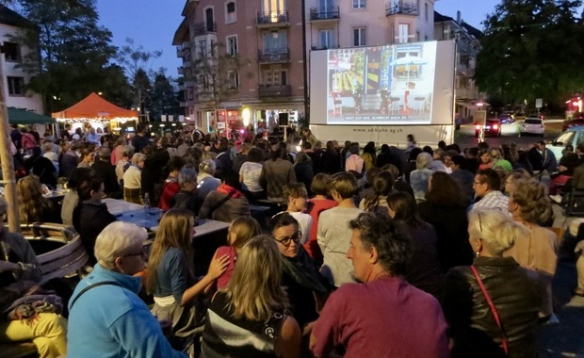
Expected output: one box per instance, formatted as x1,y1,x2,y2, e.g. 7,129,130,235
475,125,481,130
493,124,499,129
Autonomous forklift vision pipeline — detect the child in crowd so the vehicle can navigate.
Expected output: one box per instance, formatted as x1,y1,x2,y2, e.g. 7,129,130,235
213,217,262,290
282,182,313,245
304,173,337,262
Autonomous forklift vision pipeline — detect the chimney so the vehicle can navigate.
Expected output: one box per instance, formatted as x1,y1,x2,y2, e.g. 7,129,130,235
457,11,461,25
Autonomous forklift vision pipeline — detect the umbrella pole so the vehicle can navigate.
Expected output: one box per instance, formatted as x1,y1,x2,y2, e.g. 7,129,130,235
0,56,20,232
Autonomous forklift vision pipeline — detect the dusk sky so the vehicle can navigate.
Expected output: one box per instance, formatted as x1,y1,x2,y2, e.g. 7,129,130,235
96,0,501,79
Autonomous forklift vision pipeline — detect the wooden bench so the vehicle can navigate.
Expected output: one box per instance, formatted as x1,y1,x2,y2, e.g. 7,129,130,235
21,223,89,283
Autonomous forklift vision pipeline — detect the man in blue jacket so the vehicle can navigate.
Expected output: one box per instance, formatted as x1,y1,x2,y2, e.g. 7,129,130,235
67,222,186,358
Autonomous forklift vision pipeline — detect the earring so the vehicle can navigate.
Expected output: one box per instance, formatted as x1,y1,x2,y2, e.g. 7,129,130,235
475,251,480,257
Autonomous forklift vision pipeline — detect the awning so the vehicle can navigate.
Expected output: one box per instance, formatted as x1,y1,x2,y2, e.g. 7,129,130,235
8,107,55,125
51,92,138,120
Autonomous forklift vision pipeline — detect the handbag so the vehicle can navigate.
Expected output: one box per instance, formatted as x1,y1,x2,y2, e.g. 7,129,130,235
470,265,509,355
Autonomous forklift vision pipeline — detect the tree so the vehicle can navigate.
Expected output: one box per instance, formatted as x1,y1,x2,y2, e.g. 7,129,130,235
150,69,181,121
191,42,254,129
474,0,584,109
9,0,130,112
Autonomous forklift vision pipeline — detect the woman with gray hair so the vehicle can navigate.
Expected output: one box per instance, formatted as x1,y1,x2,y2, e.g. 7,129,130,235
170,166,203,215
197,159,220,200
123,153,146,204
115,145,134,185
67,222,186,357
442,208,540,358
409,152,433,202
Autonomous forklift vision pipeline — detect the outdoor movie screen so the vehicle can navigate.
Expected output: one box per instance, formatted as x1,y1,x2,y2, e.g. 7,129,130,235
316,41,451,126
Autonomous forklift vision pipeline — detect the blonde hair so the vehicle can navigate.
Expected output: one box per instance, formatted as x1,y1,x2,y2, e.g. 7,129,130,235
416,152,432,170
468,208,528,255
132,153,146,165
95,222,148,270
228,217,261,249
16,175,52,224
225,235,289,322
146,209,195,294
329,171,358,199
510,179,552,225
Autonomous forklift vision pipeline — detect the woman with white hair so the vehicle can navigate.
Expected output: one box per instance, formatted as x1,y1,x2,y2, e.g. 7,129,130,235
442,208,540,358
409,152,433,202
196,159,220,200
123,153,146,204
67,222,186,358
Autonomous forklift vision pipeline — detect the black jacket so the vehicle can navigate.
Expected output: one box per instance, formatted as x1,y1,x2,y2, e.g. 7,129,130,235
25,155,57,188
92,160,120,197
72,200,116,263
442,257,540,358
320,150,341,174
294,163,314,196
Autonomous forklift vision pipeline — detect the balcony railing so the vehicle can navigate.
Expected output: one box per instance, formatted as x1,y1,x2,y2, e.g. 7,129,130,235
386,2,418,16
258,48,290,63
193,22,217,36
257,11,289,26
310,7,340,21
259,85,292,98
311,45,338,51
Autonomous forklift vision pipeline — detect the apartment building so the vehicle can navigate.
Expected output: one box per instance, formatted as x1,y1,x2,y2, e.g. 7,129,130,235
0,6,43,114
173,0,305,133
306,0,435,52
434,10,483,119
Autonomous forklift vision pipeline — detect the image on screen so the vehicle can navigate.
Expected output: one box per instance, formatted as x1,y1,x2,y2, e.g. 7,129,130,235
326,41,438,125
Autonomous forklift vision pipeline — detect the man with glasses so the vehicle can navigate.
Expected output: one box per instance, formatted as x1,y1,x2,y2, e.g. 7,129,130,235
471,168,509,213
67,222,186,357
310,212,449,358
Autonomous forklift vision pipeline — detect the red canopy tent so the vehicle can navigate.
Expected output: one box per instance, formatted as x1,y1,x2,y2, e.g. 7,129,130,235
52,92,138,120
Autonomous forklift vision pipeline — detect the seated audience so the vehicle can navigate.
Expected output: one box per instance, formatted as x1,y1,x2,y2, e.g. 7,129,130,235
77,147,94,169
361,141,376,172
450,154,475,204
17,175,60,224
72,178,116,262
146,209,229,349
260,145,297,200
214,217,262,290
91,147,121,198
478,148,493,170
170,166,203,216
318,172,363,287
270,213,331,331
442,208,540,358
409,152,433,202
67,222,186,357
294,152,314,195
345,142,364,175
386,192,445,298
506,179,558,319
25,147,57,188
61,168,94,226
0,198,68,358
158,156,185,211
471,168,509,212
115,146,133,185
201,235,301,358
238,147,264,200
59,141,79,179
199,172,251,223
196,160,221,200
304,174,337,262
310,212,450,358
359,171,394,215
123,153,146,204
320,141,340,174
282,183,313,244
419,172,473,271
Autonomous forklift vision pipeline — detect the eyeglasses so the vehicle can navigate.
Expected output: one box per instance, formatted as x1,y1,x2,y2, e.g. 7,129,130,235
275,231,301,246
120,246,148,260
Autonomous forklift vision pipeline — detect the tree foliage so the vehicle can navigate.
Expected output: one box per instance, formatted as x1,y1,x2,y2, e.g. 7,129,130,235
8,0,132,112
475,0,584,108
150,69,181,121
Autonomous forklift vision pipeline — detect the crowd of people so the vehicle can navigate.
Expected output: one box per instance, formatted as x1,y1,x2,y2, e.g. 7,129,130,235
1,122,583,358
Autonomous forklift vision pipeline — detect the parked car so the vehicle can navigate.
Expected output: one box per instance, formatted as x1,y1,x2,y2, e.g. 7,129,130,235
548,125,584,160
519,118,545,136
562,114,584,131
475,118,502,137
498,113,515,124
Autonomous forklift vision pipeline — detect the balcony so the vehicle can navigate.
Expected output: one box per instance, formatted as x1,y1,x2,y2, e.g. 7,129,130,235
312,45,338,51
193,22,216,36
259,85,292,98
258,48,290,64
386,2,418,16
256,11,289,27
310,7,340,21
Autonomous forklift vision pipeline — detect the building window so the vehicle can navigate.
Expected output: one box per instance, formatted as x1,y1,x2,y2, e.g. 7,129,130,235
198,39,207,58
226,2,236,23
319,29,334,49
227,36,238,55
264,69,287,86
353,27,366,46
416,0,420,18
424,3,428,21
205,8,214,31
228,71,239,89
353,0,366,9
263,0,285,14
7,77,25,96
3,42,20,62
210,40,216,57
263,30,287,50
397,24,409,43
